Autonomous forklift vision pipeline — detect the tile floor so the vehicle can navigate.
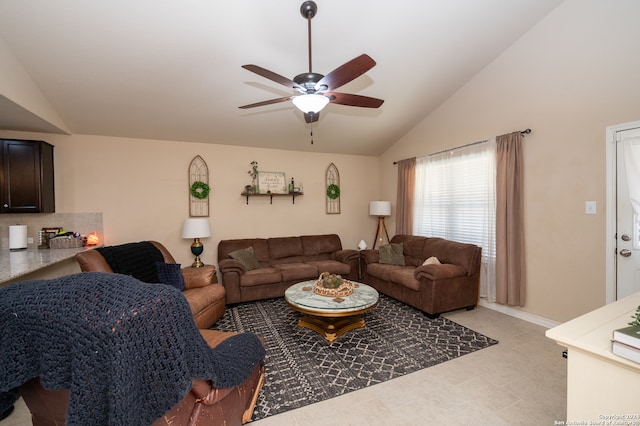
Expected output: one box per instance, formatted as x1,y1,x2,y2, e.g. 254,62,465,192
0,306,567,426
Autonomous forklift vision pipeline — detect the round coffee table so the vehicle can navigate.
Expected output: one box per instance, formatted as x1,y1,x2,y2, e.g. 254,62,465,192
284,280,379,342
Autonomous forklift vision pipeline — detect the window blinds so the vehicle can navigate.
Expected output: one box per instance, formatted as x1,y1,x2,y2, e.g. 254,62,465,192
413,139,496,258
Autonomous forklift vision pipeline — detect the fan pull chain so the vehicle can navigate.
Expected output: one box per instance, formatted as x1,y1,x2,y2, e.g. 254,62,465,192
310,123,314,145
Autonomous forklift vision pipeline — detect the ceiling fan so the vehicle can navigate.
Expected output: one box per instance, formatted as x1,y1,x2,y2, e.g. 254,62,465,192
239,1,384,124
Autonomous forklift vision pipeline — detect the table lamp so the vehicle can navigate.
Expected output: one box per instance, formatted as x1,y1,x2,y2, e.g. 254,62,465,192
181,218,211,268
369,201,391,249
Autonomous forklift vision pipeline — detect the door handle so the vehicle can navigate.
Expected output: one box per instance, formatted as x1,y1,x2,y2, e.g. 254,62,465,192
621,234,632,242
620,249,632,257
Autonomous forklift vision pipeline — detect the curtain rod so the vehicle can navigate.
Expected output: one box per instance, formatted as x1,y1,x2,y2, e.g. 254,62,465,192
393,128,531,165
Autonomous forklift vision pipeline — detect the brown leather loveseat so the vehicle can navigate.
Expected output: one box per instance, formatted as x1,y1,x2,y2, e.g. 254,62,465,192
75,240,226,328
218,234,359,303
361,234,482,318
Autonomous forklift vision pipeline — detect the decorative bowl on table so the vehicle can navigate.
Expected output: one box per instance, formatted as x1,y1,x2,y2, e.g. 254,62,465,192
313,272,354,297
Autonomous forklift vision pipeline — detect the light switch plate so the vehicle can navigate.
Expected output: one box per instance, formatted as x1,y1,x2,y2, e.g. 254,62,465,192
585,201,597,214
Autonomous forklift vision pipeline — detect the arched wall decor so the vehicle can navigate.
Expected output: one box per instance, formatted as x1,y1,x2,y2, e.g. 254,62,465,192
189,155,209,217
326,163,340,214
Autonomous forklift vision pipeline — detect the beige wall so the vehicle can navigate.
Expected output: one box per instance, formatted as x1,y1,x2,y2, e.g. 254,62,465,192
0,130,381,269
379,0,640,323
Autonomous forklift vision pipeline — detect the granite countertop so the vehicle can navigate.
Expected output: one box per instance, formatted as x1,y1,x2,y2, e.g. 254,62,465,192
0,246,97,284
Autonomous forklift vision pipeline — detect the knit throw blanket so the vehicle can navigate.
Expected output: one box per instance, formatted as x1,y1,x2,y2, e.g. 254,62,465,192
97,241,165,283
0,272,265,426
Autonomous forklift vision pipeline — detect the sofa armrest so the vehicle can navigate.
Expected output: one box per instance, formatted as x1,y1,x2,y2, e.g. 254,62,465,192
332,249,359,263
74,249,113,272
182,265,216,289
191,379,233,405
360,249,379,264
218,258,247,275
414,264,467,281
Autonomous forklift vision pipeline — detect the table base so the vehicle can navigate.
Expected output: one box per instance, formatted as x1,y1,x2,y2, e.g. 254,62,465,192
298,315,366,342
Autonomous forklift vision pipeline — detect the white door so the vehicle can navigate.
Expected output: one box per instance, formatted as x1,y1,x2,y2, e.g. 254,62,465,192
616,126,640,299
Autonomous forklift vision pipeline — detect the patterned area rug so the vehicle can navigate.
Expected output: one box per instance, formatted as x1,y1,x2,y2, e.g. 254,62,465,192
211,294,498,422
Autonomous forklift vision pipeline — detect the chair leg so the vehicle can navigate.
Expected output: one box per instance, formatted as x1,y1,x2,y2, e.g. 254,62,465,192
242,365,266,424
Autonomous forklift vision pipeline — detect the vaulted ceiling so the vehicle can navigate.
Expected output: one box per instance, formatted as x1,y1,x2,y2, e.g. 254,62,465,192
0,0,562,155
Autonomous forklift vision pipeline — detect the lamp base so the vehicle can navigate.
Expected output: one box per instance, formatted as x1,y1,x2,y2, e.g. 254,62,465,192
372,216,390,249
191,256,204,268
190,238,205,268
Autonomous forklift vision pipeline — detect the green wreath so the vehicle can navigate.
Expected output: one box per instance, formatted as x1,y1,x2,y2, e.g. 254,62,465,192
326,184,340,200
190,181,210,199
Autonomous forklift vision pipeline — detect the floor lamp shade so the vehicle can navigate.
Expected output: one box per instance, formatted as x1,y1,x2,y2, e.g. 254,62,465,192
369,201,391,217
369,201,391,249
181,218,211,267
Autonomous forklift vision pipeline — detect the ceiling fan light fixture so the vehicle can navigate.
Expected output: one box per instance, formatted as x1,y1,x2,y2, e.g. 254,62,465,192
291,94,329,113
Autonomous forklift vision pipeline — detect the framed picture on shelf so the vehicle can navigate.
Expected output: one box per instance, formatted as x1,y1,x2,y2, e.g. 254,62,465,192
257,171,287,194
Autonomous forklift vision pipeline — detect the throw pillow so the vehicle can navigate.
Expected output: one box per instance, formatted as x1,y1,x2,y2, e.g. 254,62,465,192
155,262,185,291
379,243,405,266
229,246,261,271
422,256,441,266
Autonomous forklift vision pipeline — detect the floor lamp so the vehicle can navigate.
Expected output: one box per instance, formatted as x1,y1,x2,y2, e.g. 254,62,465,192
370,201,391,249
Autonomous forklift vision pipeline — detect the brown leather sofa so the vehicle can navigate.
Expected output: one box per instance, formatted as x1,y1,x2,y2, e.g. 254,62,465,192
19,328,265,426
75,241,226,328
218,234,359,303
361,234,482,318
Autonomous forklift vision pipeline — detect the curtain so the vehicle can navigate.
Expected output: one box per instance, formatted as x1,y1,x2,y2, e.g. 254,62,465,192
395,157,416,235
623,136,640,218
414,140,496,300
495,131,525,306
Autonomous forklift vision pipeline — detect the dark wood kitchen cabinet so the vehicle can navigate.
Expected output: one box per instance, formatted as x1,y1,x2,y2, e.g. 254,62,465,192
0,139,55,213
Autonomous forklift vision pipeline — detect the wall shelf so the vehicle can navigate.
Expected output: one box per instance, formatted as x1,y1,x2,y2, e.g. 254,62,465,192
241,192,303,205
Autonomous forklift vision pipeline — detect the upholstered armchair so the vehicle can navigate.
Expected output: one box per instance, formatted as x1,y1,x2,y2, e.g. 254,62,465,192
0,272,265,426
75,240,225,328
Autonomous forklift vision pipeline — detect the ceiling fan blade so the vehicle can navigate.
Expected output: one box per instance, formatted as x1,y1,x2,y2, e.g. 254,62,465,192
327,92,384,108
304,112,320,123
242,65,300,90
315,54,376,91
239,96,292,109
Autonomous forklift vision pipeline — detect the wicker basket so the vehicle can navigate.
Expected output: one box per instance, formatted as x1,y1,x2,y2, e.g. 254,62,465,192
49,237,84,249
313,278,354,297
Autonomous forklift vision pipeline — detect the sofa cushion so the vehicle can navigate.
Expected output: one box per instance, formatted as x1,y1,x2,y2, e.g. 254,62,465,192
422,256,441,266
305,260,351,277
268,237,304,260
389,268,421,291
301,234,342,260
240,267,282,287
155,262,185,290
379,243,405,266
423,237,480,275
275,263,318,281
403,238,427,266
229,247,261,271
366,262,405,281
218,238,270,264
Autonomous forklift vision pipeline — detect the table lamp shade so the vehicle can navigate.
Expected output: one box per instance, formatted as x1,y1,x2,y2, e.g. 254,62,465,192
369,201,391,217
181,218,211,239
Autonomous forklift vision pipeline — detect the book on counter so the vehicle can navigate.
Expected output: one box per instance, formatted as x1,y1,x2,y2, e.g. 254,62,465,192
612,324,640,349
612,340,640,363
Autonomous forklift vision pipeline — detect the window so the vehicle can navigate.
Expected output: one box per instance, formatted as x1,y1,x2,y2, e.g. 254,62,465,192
413,139,496,300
